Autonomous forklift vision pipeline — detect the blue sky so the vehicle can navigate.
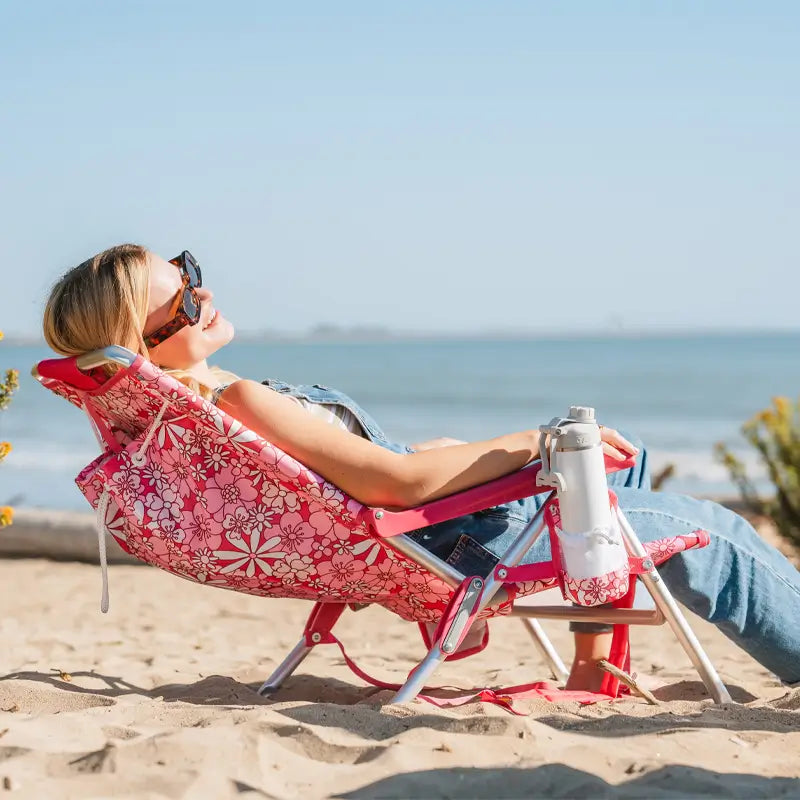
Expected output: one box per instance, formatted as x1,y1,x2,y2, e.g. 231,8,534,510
1,1,798,336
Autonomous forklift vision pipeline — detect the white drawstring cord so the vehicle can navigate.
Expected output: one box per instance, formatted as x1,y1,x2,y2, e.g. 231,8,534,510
95,490,111,613
130,397,171,467
94,397,171,613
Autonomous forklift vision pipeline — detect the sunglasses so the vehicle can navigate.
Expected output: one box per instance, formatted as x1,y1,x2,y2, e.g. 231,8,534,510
143,251,203,349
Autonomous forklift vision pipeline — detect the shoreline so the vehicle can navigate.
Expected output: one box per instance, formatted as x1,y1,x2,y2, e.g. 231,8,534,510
3,498,797,567
7,328,800,347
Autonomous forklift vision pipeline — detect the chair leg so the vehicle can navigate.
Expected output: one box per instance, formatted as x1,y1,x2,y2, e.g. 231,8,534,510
258,639,313,695
616,508,733,704
257,601,347,697
391,577,486,704
520,618,570,683
392,507,552,705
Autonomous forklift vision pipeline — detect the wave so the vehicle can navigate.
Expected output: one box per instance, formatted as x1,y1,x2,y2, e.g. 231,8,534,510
3,446,99,472
646,448,773,499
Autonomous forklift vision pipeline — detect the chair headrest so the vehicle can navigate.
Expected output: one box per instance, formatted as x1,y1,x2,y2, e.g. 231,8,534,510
35,356,104,391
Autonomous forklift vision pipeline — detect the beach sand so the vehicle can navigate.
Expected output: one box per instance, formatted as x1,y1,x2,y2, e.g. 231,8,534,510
0,513,799,799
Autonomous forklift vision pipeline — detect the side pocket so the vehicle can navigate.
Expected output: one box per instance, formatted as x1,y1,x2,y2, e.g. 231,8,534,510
445,535,500,578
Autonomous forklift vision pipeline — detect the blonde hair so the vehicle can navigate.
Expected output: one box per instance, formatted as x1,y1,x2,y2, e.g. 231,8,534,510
43,244,236,400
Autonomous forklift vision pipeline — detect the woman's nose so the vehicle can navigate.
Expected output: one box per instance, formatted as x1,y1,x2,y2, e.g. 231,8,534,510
196,286,213,302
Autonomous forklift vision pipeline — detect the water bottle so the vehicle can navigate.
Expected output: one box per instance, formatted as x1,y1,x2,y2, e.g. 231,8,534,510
536,406,630,605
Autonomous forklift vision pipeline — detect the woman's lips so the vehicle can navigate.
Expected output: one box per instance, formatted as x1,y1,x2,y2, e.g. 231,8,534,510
204,310,221,330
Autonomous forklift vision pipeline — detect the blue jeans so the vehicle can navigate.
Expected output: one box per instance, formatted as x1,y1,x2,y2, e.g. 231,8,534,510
410,437,800,684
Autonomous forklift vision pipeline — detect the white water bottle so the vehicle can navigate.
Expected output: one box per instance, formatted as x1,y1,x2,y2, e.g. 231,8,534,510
536,406,629,605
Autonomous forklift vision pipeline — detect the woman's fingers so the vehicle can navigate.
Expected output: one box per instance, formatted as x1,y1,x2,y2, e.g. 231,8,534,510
600,427,639,456
602,442,627,461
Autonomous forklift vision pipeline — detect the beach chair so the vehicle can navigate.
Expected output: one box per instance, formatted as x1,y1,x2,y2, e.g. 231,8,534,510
33,346,732,709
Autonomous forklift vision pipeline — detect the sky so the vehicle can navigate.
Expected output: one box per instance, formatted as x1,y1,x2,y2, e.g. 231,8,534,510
1,1,798,337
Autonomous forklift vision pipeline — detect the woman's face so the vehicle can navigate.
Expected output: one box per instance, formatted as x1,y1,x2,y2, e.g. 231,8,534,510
144,252,234,369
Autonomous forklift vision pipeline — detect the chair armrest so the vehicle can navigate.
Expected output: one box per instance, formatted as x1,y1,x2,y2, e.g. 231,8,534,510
362,452,637,538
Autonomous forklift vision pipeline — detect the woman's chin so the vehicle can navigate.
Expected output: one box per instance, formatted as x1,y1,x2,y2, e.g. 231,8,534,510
220,318,235,344
207,318,235,352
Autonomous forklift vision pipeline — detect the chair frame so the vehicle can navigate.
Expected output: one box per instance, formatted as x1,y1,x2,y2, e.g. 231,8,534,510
263,499,731,705
34,346,732,706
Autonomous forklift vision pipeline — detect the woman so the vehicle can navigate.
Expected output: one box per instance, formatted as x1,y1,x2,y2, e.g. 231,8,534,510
44,244,800,691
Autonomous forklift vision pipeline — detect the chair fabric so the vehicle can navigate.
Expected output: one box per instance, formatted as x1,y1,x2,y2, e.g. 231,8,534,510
39,355,708,628
41,357,508,622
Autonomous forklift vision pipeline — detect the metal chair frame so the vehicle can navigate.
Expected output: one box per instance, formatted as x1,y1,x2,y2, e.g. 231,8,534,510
261,497,732,705
35,346,733,707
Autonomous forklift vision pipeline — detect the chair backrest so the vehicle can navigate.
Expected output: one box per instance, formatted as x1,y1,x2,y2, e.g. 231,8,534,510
36,353,455,623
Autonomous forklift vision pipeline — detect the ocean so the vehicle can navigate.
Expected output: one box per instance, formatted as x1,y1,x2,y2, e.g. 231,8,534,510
1,333,798,511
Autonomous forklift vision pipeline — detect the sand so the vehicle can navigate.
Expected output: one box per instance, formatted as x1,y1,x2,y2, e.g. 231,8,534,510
1,515,799,798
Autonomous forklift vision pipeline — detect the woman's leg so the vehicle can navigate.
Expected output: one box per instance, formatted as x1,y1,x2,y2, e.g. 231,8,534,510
508,488,800,687
416,431,800,684
615,488,800,684
566,630,614,691
478,436,800,685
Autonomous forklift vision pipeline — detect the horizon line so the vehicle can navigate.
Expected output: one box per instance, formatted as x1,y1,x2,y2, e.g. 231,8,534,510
4,325,800,347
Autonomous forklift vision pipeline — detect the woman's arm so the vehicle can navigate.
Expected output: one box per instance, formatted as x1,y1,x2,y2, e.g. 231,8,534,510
410,436,467,451
217,380,539,509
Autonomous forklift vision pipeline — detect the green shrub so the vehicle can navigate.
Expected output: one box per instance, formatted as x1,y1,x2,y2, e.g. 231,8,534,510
715,396,800,548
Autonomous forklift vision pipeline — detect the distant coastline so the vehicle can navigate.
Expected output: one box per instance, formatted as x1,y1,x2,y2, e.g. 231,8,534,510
5,326,800,348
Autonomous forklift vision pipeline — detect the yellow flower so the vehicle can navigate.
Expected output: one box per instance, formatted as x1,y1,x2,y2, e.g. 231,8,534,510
0,441,11,462
747,409,775,431
772,396,791,418
0,506,13,528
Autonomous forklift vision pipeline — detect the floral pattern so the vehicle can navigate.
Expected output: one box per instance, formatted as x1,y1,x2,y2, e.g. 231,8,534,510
544,496,710,607
45,356,709,625
562,566,630,607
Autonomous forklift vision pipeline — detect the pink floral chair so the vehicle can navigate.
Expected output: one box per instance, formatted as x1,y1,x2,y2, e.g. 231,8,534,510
33,346,731,710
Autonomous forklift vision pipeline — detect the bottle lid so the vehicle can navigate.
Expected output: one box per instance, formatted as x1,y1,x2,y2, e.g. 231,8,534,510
555,406,601,450
568,406,595,422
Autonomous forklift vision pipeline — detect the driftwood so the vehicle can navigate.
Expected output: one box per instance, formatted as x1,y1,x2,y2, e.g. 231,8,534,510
598,659,660,705
0,508,138,564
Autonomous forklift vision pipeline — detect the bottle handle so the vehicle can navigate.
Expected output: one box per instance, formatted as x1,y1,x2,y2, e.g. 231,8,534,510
535,417,568,491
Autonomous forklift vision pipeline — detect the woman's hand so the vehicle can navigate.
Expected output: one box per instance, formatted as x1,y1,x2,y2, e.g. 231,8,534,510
599,426,639,461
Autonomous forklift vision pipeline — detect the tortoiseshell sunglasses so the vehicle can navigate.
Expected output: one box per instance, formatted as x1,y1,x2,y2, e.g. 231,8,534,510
143,251,203,348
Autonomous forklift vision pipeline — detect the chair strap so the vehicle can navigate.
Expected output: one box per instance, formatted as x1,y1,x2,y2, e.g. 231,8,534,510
493,561,558,583
324,634,614,715
82,401,121,452
599,584,635,697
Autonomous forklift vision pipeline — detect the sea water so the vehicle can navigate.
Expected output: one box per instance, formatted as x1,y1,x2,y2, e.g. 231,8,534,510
1,332,798,511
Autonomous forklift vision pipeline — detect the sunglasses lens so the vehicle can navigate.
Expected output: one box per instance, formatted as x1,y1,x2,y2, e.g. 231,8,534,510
184,252,202,287
183,288,201,323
